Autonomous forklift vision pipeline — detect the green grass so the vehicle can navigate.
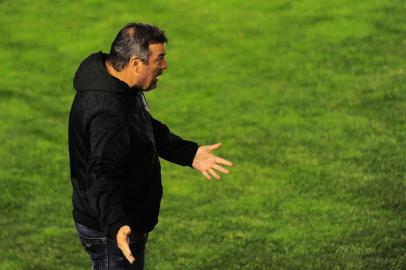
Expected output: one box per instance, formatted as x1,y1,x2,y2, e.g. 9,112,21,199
1,0,406,269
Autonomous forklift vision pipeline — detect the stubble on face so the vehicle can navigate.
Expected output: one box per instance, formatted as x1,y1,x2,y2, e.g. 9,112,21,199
140,43,167,91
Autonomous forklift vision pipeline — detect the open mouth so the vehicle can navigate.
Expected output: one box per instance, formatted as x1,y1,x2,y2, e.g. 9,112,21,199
156,73,162,82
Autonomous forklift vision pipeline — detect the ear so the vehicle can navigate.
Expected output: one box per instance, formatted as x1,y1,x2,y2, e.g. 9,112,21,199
129,56,142,73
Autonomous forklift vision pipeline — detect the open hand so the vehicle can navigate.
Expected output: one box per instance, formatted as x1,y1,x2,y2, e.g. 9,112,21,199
192,143,234,180
117,225,135,264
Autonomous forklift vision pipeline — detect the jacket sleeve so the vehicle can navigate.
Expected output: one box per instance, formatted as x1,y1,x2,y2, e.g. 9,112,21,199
86,111,130,238
151,116,199,167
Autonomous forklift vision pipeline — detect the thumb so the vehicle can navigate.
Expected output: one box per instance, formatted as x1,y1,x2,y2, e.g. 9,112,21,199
123,226,131,235
207,143,222,151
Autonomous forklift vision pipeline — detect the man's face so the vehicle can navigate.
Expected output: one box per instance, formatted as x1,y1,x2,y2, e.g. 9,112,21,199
138,43,168,91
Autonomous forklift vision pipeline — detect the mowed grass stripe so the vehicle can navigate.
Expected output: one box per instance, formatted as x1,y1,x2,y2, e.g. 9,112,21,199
0,0,405,269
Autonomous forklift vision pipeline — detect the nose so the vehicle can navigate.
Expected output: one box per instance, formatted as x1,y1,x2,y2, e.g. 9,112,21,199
161,59,168,70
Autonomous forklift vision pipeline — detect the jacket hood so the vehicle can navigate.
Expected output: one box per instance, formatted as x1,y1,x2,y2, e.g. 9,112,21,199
73,51,130,93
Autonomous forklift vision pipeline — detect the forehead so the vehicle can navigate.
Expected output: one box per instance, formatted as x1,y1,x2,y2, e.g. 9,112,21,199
148,43,166,57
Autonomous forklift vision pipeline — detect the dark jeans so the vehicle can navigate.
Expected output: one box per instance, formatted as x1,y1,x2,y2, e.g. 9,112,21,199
75,222,148,270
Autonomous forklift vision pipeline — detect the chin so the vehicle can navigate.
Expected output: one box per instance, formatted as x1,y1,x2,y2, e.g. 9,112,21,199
146,82,158,91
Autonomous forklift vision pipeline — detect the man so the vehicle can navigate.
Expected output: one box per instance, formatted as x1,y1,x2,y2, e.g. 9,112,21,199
68,23,233,270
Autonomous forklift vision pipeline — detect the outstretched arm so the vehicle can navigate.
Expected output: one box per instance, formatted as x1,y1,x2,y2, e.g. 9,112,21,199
151,116,234,179
151,116,199,166
192,143,234,180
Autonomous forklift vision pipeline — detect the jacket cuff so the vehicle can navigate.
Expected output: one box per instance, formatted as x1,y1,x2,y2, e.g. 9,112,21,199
184,143,200,168
109,219,130,239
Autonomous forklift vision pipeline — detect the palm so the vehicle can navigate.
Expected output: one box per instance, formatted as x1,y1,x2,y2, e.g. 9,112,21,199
192,143,234,180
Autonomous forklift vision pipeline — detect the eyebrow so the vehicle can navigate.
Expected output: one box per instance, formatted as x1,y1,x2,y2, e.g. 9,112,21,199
158,52,166,58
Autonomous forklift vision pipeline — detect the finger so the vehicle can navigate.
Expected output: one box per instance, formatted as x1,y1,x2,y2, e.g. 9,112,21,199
215,157,234,167
207,143,222,151
123,251,135,264
209,169,221,180
120,243,135,263
118,238,135,264
213,164,229,174
202,170,211,180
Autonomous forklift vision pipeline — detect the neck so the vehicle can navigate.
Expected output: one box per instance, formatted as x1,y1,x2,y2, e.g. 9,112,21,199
105,61,135,88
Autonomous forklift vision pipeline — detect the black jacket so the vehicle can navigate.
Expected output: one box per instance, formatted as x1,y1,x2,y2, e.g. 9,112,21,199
69,51,199,237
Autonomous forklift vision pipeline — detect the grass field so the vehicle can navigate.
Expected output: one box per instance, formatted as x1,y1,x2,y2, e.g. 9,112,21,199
1,0,406,269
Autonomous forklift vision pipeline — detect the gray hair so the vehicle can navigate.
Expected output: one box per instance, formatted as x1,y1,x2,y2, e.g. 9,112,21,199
107,23,168,71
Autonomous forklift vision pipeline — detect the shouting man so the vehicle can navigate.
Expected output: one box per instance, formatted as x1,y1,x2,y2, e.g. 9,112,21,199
68,23,233,270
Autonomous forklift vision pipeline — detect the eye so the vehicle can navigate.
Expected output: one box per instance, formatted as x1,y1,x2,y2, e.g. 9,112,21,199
156,54,165,63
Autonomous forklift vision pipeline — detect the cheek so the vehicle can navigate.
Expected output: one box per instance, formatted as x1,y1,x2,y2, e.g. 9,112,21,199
148,70,158,80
